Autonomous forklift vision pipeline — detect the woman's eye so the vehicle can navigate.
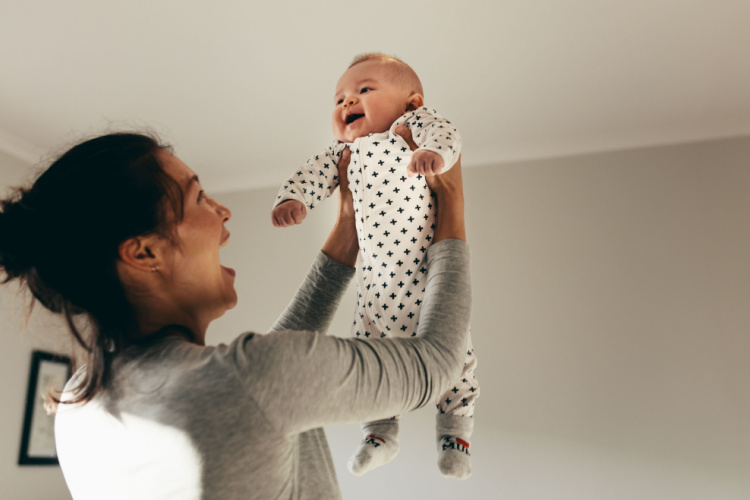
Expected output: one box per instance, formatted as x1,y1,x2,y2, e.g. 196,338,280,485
197,190,205,202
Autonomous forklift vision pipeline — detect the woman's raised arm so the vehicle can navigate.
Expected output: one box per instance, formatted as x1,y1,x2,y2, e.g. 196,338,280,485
249,132,471,433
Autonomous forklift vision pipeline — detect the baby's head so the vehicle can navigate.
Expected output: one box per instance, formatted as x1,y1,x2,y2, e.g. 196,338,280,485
333,53,424,143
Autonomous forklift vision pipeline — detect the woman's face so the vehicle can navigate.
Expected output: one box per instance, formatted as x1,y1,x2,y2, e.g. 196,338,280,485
158,151,237,321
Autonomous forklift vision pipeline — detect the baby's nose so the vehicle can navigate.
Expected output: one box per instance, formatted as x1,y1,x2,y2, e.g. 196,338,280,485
343,96,359,108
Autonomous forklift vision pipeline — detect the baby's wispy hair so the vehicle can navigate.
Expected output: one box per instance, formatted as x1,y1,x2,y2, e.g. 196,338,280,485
349,53,424,97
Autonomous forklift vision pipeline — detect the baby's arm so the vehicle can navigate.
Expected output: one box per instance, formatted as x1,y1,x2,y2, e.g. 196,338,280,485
400,107,462,177
272,142,345,226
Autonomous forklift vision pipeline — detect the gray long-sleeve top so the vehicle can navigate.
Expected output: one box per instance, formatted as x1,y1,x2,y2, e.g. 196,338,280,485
55,239,472,499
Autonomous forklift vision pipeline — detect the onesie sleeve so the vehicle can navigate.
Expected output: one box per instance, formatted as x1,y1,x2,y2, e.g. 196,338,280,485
233,240,472,435
273,141,346,210
397,106,462,174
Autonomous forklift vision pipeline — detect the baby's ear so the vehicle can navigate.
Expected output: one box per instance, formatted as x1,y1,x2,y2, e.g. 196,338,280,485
405,93,424,111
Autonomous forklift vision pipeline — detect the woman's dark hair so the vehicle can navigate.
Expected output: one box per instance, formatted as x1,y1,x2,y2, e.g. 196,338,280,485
0,132,184,404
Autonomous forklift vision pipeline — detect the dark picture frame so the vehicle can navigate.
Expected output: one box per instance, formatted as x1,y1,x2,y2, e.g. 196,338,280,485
18,350,72,466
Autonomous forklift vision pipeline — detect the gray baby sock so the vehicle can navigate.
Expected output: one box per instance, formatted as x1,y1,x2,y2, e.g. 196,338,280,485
436,414,473,479
347,418,400,476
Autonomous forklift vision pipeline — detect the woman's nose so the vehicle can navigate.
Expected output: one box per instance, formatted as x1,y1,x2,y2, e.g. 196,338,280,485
209,196,232,221
219,203,232,222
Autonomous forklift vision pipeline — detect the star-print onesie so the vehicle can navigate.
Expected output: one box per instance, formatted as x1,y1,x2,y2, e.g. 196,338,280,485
274,106,480,478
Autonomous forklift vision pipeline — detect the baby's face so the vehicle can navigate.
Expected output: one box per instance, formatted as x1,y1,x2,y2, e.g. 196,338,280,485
332,60,414,143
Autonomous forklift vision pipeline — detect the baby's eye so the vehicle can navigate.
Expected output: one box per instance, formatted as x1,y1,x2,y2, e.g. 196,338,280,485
336,98,344,105
360,87,372,94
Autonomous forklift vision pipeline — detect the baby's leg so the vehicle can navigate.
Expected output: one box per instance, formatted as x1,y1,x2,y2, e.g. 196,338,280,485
347,417,400,476
436,332,479,479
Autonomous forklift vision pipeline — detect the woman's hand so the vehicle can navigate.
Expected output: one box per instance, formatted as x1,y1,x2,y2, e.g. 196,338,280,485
334,147,355,221
394,125,466,243
321,147,360,267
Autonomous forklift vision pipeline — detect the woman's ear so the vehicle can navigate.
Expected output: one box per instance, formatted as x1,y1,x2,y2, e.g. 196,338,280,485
405,93,424,112
118,235,162,273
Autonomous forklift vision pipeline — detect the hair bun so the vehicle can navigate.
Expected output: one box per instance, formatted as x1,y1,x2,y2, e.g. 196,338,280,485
1,191,77,314
0,190,39,280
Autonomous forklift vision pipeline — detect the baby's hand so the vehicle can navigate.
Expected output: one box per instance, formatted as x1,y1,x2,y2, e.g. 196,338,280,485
272,200,307,227
407,149,444,177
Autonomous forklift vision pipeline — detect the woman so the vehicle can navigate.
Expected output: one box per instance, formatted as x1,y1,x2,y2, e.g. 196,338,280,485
0,127,471,499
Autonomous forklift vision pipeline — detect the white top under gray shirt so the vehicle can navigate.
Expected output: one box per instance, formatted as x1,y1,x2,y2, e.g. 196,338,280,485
55,239,472,499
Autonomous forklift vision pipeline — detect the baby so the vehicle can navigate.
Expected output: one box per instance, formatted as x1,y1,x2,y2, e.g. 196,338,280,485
272,53,479,479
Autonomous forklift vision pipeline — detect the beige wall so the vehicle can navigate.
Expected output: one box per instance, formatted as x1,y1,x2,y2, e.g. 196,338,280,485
210,136,750,499
2,137,749,499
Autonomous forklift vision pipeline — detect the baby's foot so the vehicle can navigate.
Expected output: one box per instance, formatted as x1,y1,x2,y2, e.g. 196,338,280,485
347,434,399,476
437,435,472,479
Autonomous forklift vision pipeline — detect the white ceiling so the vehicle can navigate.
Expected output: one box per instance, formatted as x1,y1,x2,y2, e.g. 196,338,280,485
1,0,749,192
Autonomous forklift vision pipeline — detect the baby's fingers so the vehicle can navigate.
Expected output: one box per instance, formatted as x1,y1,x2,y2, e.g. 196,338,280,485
272,212,287,227
272,202,306,227
291,204,307,224
424,156,437,175
407,160,423,177
427,161,441,176
273,212,293,227
271,207,285,227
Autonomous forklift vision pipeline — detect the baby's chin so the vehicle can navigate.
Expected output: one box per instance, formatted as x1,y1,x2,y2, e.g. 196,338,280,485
334,126,390,143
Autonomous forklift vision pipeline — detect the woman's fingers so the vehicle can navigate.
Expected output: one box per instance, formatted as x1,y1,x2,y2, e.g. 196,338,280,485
394,125,419,151
425,154,463,195
338,147,351,192
397,124,421,176
428,154,466,242
322,146,359,266
336,147,355,219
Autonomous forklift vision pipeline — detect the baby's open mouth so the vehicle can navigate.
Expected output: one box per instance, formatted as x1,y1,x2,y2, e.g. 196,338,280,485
346,114,364,125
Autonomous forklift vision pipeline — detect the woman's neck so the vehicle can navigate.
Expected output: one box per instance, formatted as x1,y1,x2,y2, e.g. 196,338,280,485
132,301,208,345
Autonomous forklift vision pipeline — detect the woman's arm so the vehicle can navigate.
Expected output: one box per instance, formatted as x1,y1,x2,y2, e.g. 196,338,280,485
244,239,470,434
247,137,471,433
